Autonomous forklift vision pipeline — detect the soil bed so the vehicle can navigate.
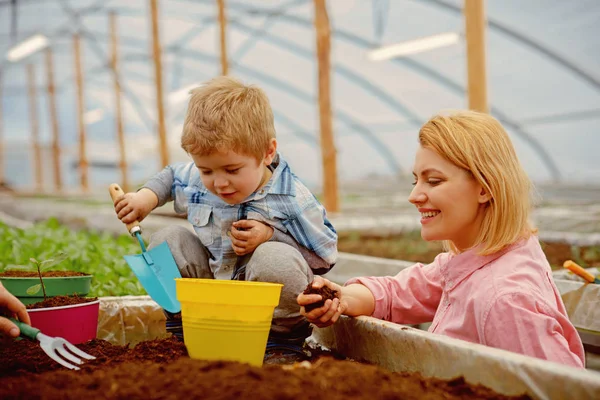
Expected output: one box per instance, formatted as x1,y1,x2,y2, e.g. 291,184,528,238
338,232,600,269
0,337,529,400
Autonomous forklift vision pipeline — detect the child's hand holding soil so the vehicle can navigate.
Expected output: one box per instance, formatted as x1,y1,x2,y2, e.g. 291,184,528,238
302,280,341,312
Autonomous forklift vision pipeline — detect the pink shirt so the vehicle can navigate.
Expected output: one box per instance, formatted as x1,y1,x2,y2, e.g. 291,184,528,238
346,235,585,368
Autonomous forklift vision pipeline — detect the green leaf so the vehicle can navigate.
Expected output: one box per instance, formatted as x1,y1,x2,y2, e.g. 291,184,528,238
124,282,138,294
29,258,38,264
26,284,42,295
12,241,22,262
5,264,31,271
40,252,69,270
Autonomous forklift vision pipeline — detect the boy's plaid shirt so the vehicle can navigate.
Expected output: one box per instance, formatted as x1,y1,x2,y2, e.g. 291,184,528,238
144,153,338,280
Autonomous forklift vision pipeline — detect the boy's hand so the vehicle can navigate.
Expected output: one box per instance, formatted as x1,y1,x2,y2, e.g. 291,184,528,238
113,188,158,224
229,220,274,256
297,276,346,328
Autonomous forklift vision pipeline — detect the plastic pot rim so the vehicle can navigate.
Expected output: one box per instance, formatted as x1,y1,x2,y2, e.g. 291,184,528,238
27,299,100,313
0,275,92,280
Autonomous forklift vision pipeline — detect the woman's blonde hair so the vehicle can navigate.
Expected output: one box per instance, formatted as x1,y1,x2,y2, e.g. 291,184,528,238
418,110,536,255
181,76,276,161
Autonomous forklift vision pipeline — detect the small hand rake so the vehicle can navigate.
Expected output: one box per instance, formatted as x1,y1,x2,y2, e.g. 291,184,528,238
11,318,96,370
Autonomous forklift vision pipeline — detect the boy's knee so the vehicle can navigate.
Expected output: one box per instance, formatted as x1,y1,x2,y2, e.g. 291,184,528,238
247,242,310,281
149,225,195,247
150,225,212,279
252,242,303,264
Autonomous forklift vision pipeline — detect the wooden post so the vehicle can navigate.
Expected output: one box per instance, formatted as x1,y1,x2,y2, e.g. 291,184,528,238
464,0,488,113
110,12,129,192
45,48,62,191
0,71,4,185
314,0,338,212
149,0,169,168
27,65,43,192
217,0,228,75
73,33,89,192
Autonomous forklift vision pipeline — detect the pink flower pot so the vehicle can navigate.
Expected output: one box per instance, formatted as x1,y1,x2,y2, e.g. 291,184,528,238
27,299,100,344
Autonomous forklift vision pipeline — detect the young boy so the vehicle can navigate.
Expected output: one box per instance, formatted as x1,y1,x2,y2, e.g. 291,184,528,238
114,76,338,363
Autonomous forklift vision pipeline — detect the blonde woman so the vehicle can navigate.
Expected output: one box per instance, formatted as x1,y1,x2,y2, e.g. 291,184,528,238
298,111,585,368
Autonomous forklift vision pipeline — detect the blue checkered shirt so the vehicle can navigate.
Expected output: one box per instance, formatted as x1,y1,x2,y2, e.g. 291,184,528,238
144,153,338,279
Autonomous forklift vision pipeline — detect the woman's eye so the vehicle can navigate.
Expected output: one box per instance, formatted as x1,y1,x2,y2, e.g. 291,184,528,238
428,179,441,185
411,181,417,186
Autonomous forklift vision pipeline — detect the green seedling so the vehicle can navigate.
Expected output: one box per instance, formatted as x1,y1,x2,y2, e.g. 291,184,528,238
13,252,69,300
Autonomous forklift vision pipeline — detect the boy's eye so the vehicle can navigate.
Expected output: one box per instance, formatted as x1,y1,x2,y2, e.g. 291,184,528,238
226,168,241,174
199,170,212,175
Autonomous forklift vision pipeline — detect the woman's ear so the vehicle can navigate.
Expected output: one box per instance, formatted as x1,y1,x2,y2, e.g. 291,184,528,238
478,186,492,204
264,138,277,165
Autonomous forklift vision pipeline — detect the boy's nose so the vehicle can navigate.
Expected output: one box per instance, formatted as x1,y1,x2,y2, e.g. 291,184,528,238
214,177,229,188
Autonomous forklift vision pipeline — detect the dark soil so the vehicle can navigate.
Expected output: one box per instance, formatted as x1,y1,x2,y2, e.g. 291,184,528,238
303,281,340,312
337,232,600,270
0,336,187,377
0,337,529,400
25,294,98,309
0,270,89,277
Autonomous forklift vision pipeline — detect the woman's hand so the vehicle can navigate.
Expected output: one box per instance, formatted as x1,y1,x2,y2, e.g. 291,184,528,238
0,282,30,337
297,276,347,328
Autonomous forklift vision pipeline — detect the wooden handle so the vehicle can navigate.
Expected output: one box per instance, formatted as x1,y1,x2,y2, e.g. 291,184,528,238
563,260,595,283
108,183,141,235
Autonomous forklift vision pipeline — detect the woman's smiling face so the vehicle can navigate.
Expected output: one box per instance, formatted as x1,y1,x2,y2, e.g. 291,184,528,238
408,146,489,252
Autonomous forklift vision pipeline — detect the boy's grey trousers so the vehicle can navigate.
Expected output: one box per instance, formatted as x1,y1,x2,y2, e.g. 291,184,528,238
148,225,314,339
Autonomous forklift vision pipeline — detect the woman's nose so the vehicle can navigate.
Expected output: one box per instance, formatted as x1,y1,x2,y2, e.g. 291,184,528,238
408,185,426,205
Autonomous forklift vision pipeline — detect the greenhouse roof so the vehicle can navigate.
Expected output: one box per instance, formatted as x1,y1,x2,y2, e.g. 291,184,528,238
1,0,599,189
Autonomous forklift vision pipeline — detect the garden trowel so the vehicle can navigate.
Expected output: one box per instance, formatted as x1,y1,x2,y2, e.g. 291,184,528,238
109,184,181,313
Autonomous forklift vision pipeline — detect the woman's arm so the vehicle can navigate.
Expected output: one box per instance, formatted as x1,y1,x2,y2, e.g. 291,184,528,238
299,255,446,327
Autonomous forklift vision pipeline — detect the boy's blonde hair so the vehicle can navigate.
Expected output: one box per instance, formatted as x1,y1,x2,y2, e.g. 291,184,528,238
418,110,536,255
181,76,276,161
